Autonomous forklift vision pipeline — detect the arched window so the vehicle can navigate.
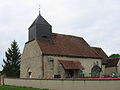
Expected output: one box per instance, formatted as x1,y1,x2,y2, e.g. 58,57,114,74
91,65,101,78
27,68,32,78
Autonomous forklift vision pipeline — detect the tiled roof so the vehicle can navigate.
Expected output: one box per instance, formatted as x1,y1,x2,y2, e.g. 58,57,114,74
58,60,84,70
36,33,101,58
105,58,120,67
92,47,108,64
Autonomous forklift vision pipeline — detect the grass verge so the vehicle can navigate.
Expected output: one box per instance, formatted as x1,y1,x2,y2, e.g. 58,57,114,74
0,85,49,90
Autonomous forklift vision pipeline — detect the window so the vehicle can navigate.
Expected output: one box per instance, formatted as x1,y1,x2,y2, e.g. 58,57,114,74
48,57,54,62
27,68,32,78
48,57,54,70
28,72,32,78
41,35,47,38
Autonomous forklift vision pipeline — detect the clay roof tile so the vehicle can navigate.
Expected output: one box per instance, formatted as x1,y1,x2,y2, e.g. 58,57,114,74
36,33,101,58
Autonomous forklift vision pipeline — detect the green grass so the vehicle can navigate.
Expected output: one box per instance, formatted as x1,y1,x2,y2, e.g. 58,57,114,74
0,85,49,90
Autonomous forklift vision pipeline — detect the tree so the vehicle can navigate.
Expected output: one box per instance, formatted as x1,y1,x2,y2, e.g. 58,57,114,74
109,54,120,58
2,40,21,78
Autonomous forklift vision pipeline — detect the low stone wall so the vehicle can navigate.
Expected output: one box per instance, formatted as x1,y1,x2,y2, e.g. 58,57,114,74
4,78,120,90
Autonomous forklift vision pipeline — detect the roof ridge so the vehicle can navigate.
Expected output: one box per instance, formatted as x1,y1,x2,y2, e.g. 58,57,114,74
91,47,101,49
52,33,83,39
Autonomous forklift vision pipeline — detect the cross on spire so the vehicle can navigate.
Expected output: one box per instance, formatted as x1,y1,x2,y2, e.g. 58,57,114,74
38,5,41,14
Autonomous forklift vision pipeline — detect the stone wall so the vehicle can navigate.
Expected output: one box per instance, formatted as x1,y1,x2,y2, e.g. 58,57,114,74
4,78,120,90
105,67,117,75
43,55,102,78
20,40,43,78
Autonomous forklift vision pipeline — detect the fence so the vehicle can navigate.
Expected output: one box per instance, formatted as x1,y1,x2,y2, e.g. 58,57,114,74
1,78,120,90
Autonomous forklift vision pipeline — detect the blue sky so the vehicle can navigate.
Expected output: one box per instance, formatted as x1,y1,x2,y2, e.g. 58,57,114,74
0,0,120,70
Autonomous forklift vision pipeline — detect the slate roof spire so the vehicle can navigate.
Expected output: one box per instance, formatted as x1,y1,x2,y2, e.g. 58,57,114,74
28,11,52,41
29,14,51,29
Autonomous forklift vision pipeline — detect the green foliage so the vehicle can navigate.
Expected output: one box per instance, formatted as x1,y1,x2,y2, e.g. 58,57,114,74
109,54,120,58
0,85,49,90
2,40,21,78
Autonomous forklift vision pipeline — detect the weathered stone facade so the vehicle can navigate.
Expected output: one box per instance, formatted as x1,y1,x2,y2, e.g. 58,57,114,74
105,67,117,75
43,55,101,78
20,40,43,78
20,40,102,79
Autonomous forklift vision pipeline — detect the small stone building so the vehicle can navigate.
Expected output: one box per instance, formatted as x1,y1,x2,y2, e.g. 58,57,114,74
20,13,104,79
105,58,120,76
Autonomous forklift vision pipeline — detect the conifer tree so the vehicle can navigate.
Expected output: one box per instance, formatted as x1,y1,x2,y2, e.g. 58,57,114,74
2,40,21,78
109,54,120,58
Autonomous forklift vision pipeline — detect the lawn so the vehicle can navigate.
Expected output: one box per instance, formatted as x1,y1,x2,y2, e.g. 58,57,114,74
0,85,49,90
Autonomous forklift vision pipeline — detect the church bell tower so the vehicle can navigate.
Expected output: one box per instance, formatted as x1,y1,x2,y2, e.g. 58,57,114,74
28,13,52,41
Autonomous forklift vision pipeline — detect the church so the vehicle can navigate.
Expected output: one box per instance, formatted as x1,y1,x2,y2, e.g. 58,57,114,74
20,13,107,79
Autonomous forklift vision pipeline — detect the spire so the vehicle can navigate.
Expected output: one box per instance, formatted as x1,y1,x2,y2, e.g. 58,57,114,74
39,5,41,15
28,10,52,41
29,14,51,29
